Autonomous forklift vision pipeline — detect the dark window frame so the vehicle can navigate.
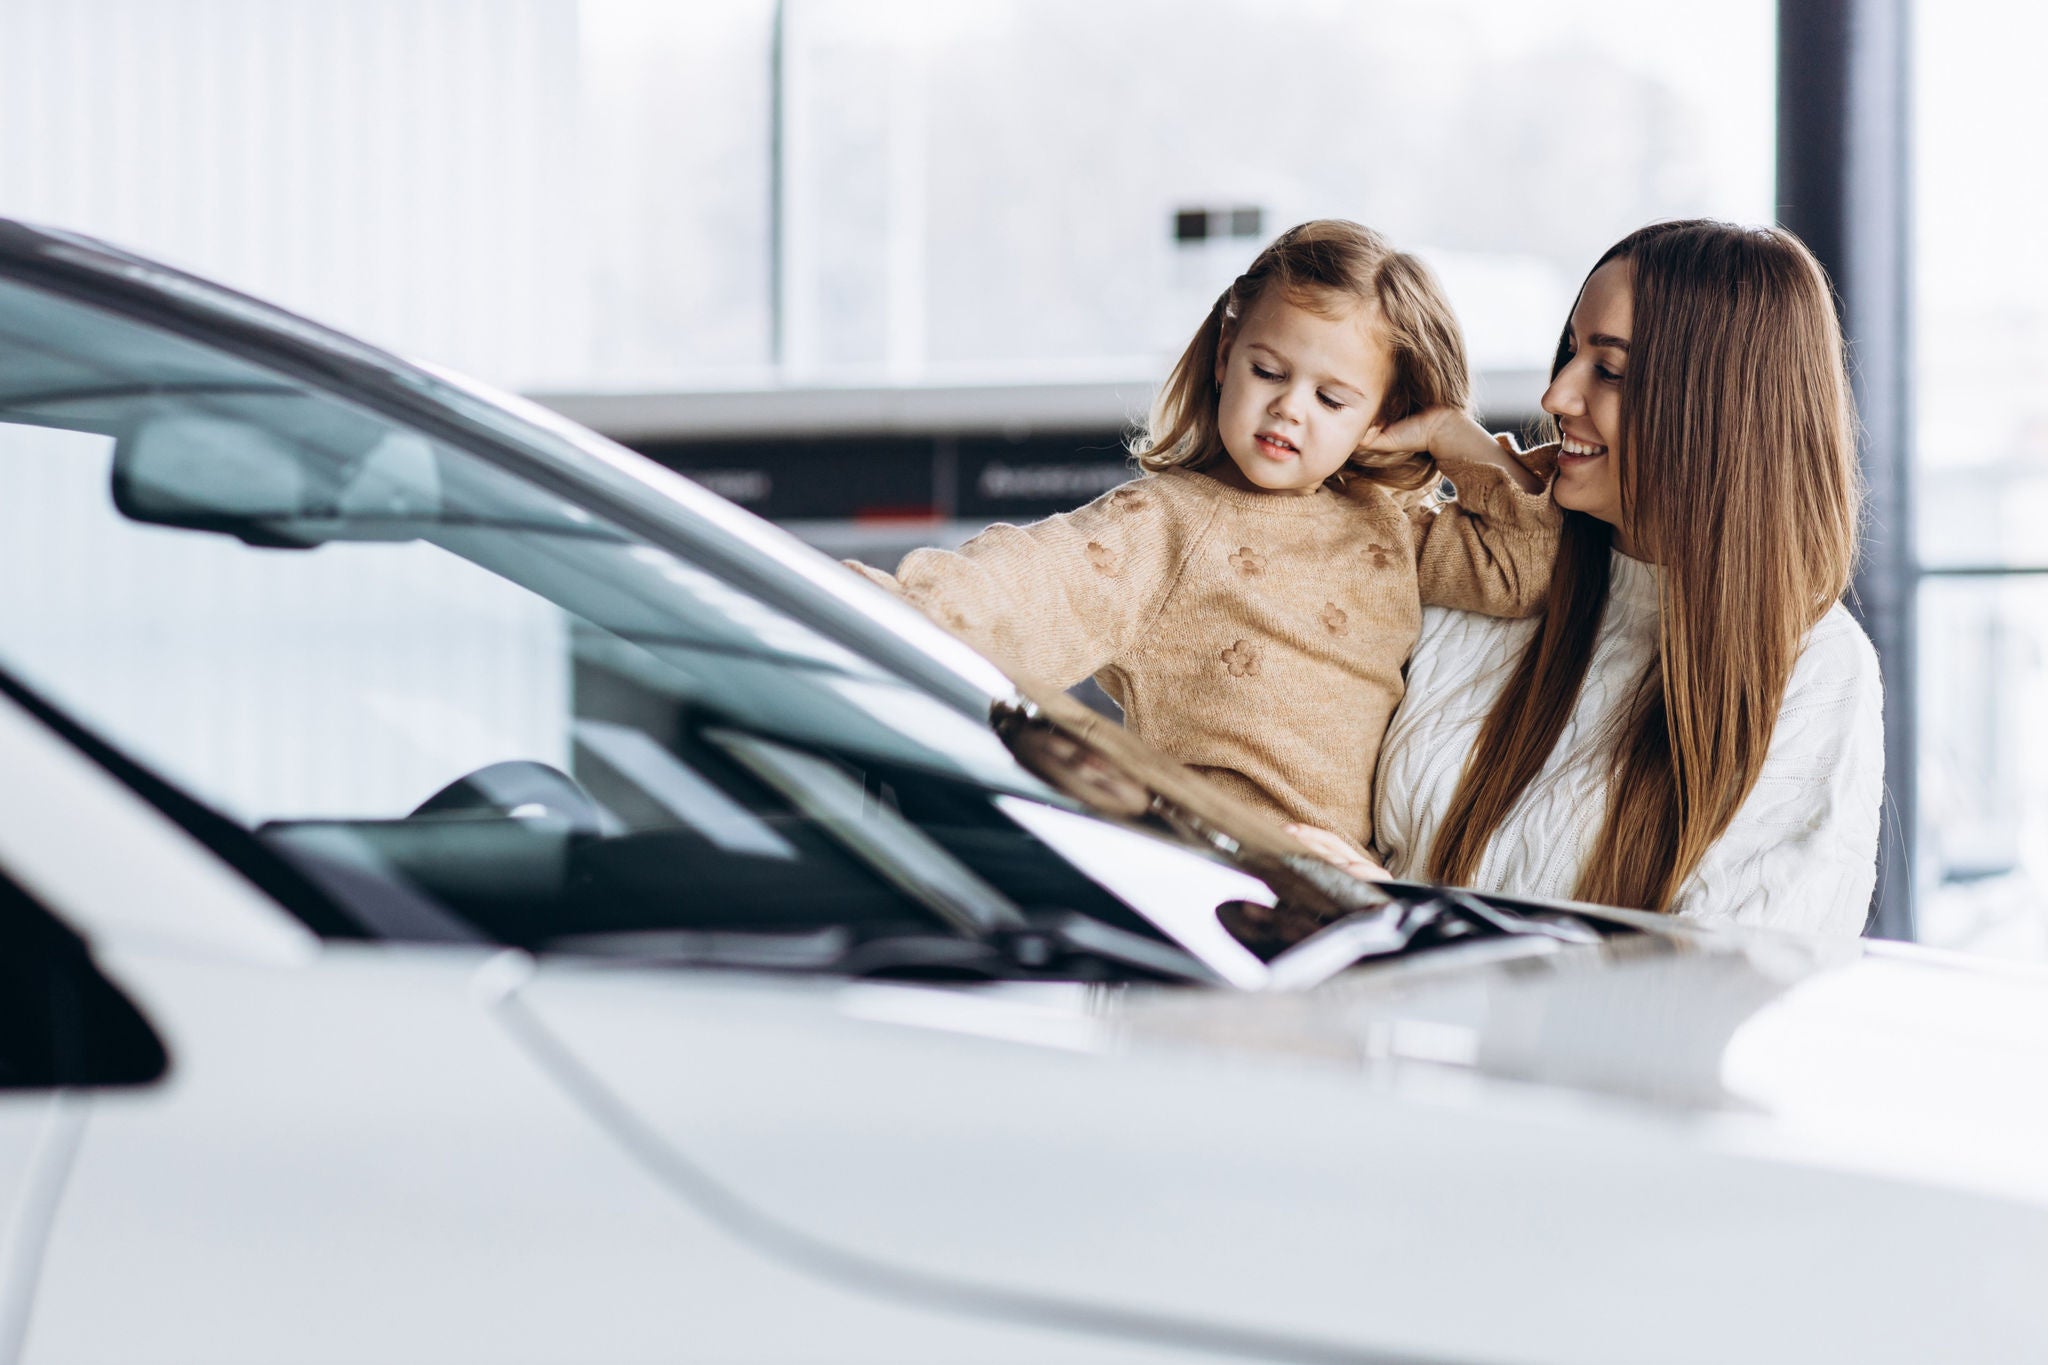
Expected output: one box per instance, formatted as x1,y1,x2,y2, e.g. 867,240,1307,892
1778,0,1917,939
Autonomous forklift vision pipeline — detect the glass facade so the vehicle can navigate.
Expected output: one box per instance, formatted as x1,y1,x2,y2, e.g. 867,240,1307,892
1912,0,2048,955
753,0,1778,405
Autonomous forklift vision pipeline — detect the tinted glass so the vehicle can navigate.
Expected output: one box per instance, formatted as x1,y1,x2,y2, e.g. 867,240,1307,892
0,277,1166,956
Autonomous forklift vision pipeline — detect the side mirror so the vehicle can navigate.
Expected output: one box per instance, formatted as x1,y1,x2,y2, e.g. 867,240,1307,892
0,872,168,1090
111,405,443,547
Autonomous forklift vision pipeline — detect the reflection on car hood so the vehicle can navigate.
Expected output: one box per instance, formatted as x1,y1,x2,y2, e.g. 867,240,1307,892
516,920,2048,1203
1120,929,2048,1187
503,926,2048,1364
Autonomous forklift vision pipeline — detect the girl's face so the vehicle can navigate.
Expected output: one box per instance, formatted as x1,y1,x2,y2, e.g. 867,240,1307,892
1540,258,1638,552
1542,259,1634,549
1213,287,1390,495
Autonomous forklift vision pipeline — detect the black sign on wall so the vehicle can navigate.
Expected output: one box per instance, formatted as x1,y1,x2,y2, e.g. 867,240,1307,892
957,431,1133,520
633,435,936,521
632,429,1133,524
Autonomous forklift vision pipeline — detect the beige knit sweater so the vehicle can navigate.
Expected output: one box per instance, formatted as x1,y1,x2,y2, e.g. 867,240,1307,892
852,453,1559,849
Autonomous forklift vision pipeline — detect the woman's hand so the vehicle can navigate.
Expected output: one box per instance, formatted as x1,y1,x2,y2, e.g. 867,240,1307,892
1357,408,1544,494
1285,823,1391,881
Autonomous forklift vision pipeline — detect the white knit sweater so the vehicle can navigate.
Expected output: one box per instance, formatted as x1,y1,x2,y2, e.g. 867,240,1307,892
1374,550,1885,936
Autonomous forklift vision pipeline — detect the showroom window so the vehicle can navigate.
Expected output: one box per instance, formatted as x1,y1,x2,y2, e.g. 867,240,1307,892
1911,0,2048,957
760,0,1777,399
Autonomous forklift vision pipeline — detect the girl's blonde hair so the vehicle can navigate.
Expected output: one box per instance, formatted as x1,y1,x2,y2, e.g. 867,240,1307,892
1427,220,1862,912
1132,219,1471,492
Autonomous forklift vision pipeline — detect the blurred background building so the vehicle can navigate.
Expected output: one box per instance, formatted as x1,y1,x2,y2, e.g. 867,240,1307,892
0,0,2037,956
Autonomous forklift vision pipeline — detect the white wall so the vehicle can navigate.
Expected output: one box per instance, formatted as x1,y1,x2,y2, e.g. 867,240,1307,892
0,0,587,391
0,1,585,822
0,0,1775,396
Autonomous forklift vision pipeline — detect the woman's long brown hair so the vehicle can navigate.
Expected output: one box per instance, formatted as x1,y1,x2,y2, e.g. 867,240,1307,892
1426,220,1862,911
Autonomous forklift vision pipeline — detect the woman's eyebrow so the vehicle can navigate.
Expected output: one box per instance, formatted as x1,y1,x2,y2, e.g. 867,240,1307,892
1587,332,1631,351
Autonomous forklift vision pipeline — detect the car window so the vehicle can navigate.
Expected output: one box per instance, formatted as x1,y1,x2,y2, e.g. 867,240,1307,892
0,276,1168,958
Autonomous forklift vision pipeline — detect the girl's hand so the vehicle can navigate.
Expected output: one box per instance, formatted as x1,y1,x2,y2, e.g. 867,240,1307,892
1285,823,1391,881
1355,408,1456,459
1357,408,1544,494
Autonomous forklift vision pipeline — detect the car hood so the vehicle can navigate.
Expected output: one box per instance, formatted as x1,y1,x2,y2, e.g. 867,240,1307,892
498,927,2048,1365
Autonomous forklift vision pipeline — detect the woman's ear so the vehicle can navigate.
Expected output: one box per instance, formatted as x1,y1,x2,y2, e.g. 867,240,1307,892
1213,328,1232,389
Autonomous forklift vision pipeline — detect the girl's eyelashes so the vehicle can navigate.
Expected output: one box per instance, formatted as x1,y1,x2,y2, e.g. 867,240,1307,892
1245,357,1353,409
1248,361,1347,408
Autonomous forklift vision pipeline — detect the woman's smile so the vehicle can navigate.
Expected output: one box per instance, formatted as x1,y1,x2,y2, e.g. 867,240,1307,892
1557,430,1609,473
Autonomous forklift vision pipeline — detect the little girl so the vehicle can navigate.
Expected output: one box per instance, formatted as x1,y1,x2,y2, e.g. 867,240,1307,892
852,219,1557,855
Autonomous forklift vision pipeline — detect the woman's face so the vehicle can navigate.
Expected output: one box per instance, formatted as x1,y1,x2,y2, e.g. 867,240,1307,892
1542,259,1634,549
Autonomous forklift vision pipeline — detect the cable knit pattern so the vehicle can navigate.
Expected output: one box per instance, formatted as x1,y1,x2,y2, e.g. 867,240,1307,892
1374,550,1884,936
851,457,1559,850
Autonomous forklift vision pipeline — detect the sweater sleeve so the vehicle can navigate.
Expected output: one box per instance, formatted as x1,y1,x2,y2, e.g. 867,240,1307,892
848,477,1200,689
1410,440,1562,618
1673,609,1886,937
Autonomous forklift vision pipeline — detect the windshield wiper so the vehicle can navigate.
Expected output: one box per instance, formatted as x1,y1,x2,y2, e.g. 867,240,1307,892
540,891,1603,991
542,909,1220,985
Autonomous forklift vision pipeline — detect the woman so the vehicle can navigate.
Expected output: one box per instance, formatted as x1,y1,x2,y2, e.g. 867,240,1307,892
1308,219,1883,935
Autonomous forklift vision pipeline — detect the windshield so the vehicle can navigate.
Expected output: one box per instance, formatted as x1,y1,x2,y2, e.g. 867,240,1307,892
0,273,1265,976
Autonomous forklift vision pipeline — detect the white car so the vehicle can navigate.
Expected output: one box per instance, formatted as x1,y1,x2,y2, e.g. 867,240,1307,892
0,217,2042,1365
